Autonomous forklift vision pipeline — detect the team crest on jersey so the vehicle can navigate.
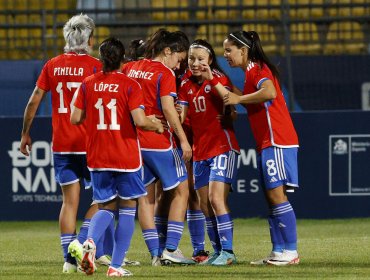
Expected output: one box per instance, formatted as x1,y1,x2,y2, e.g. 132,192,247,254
204,85,211,93
188,89,193,95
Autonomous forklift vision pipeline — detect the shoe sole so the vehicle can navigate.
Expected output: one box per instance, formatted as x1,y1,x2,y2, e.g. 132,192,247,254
81,252,95,275
267,257,300,266
160,258,195,266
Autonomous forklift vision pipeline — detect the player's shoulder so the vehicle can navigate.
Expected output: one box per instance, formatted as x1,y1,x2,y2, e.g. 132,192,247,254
211,68,227,78
151,60,175,77
118,72,143,90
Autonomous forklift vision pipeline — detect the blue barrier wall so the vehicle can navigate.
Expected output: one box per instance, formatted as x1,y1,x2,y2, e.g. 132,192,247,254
1,112,370,221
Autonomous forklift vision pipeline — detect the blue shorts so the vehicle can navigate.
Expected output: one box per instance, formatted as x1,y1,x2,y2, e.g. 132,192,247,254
53,153,91,188
193,151,239,190
257,146,299,191
142,149,187,191
90,168,147,203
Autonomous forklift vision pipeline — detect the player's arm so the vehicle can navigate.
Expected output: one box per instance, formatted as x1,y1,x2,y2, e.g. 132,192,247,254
131,108,163,133
20,86,47,156
176,102,188,124
70,107,86,125
223,79,277,105
161,95,192,161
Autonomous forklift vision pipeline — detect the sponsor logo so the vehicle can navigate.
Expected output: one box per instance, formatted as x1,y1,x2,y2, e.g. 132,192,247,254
8,141,62,203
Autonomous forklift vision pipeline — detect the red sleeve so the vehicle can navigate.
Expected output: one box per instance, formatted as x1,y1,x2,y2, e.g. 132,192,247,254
74,81,86,110
36,60,51,91
128,81,144,112
250,64,273,89
159,70,177,98
177,80,189,105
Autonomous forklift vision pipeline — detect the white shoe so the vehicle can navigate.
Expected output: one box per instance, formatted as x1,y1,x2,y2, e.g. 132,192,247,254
123,257,140,266
161,248,196,265
62,262,77,273
81,238,97,275
96,255,111,266
250,251,283,265
107,266,133,277
267,250,300,266
151,256,162,266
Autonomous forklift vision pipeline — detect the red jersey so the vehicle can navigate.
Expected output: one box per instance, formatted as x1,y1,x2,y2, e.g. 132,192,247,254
243,61,299,152
74,71,144,171
36,52,101,153
178,70,240,161
124,59,177,151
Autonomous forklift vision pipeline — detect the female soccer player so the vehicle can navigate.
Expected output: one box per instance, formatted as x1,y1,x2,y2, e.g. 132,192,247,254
123,28,194,265
177,39,240,265
213,30,300,266
19,14,102,273
71,37,163,277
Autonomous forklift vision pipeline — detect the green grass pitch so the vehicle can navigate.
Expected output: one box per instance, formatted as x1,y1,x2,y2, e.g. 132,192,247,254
0,218,369,279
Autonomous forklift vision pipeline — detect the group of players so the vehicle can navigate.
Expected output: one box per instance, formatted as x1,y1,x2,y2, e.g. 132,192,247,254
20,13,300,277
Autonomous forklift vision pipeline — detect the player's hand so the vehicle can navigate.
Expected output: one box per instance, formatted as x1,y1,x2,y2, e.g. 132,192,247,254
175,103,182,115
148,115,165,134
180,141,192,162
155,121,164,134
154,114,169,130
216,113,235,129
20,134,32,156
223,92,241,105
200,63,213,80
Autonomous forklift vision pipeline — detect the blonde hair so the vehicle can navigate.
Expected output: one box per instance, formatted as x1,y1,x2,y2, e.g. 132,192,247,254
63,14,95,53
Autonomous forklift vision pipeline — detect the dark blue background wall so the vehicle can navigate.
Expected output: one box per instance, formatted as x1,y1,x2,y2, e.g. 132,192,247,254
1,112,370,221
1,55,369,117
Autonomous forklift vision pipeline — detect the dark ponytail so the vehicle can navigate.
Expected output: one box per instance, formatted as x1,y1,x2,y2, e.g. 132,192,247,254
144,28,189,59
227,31,280,84
99,37,125,73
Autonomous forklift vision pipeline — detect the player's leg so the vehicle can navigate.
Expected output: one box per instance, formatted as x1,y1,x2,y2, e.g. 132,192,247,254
80,171,118,275
138,161,161,265
151,149,194,264
193,159,220,264
154,181,169,258
54,154,82,273
208,151,239,266
208,181,236,265
60,181,80,273
186,160,207,263
138,182,161,265
259,147,299,266
107,170,146,277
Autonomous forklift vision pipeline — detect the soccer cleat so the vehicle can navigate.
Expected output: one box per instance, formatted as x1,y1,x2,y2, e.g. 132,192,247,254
211,250,237,266
81,238,97,275
68,239,83,263
62,262,77,273
123,257,141,266
250,251,283,265
266,250,299,266
151,256,162,266
192,250,209,263
199,251,219,265
96,255,111,266
106,266,133,277
161,248,196,265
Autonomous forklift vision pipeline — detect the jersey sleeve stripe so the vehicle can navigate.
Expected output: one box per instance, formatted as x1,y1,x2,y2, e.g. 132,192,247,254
257,77,269,89
177,100,188,106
